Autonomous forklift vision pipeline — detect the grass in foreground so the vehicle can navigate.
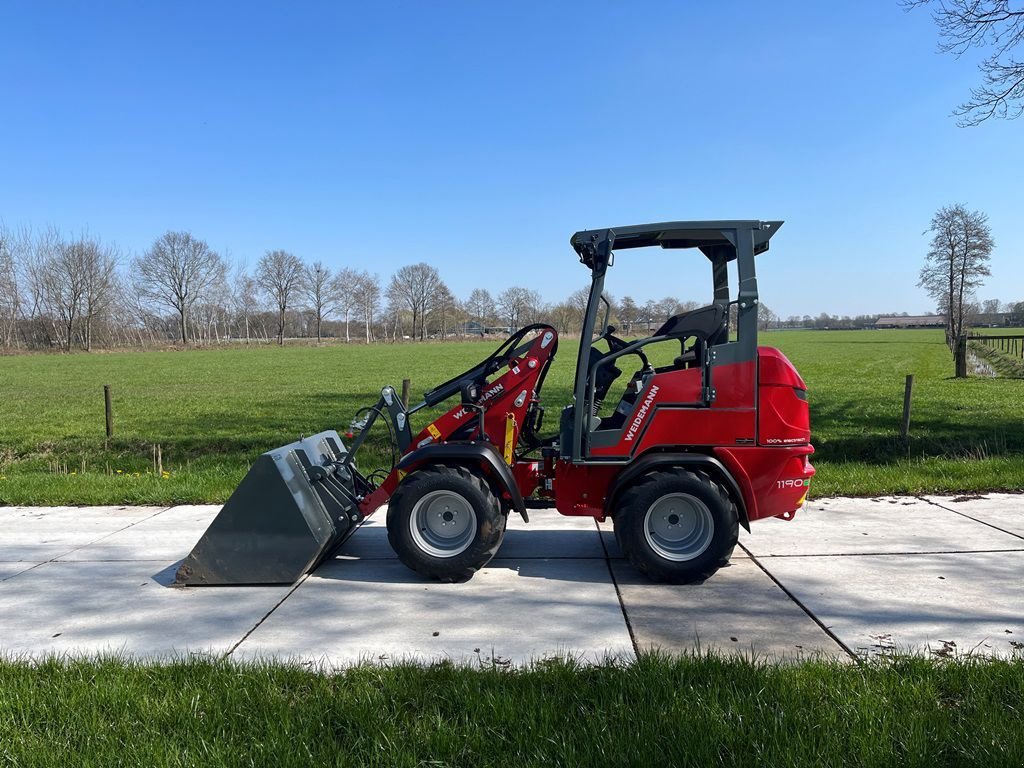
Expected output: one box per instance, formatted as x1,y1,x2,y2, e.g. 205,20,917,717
1,329,1023,504
1,654,1022,767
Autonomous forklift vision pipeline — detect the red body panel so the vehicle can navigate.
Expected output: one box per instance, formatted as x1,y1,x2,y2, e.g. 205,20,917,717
757,346,811,447
714,444,814,521
549,346,814,523
589,360,757,458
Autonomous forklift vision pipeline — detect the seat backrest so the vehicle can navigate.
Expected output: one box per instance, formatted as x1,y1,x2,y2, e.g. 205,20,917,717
653,304,728,346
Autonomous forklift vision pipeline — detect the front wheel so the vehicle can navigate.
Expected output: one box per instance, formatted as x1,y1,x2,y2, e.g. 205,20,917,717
387,464,505,582
613,468,737,584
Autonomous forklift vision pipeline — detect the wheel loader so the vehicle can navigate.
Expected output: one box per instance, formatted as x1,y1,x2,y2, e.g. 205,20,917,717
176,220,814,586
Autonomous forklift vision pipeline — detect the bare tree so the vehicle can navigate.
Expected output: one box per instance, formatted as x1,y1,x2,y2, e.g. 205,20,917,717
387,263,441,341
19,227,63,347
617,295,639,335
302,261,339,344
134,231,225,345
564,286,591,334
333,267,358,343
1010,300,1024,324
980,298,1002,316
465,288,495,329
918,203,994,348
78,237,120,351
34,235,89,351
0,224,25,348
256,249,305,346
655,296,697,324
758,303,779,332
352,271,381,342
546,301,578,335
497,286,541,330
232,266,261,345
428,282,459,339
192,269,232,344
905,0,1024,125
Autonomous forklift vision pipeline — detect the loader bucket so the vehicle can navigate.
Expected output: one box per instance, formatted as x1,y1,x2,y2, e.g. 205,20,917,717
175,431,364,586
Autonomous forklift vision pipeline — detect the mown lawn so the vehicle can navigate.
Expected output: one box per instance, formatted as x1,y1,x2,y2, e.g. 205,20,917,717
1,329,1022,504
1,655,1022,767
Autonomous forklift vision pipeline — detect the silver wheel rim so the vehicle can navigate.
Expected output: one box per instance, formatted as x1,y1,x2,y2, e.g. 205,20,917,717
643,493,714,562
409,490,477,558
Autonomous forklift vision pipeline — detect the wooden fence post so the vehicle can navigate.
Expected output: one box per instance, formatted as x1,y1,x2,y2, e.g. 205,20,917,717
900,375,914,443
103,385,114,439
401,378,411,408
955,336,967,378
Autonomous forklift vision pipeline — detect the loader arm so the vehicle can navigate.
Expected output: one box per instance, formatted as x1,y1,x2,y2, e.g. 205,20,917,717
175,325,559,587
357,326,558,517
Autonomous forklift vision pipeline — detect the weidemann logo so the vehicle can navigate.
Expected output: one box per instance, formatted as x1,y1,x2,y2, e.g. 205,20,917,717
624,385,659,442
452,383,505,420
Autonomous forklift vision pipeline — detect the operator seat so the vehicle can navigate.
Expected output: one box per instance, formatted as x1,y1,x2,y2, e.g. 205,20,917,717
654,304,728,368
655,304,728,343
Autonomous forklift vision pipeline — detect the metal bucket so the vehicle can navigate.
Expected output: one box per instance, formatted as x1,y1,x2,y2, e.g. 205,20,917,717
175,431,364,586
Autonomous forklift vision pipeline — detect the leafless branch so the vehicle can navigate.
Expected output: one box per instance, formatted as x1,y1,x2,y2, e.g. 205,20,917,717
904,0,1024,123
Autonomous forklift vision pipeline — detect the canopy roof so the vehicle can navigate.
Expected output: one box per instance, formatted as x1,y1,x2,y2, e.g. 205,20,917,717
570,220,783,268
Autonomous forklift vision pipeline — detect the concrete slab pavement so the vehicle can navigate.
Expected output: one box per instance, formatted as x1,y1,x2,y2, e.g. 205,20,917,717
252,510,625,665
0,559,291,657
234,558,632,665
925,493,1024,539
0,563,35,582
741,496,1024,557
60,505,219,562
611,558,843,659
0,506,162,562
760,550,1024,657
2,496,1023,663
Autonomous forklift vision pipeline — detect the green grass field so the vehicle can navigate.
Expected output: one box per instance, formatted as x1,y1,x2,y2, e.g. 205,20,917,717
1,329,1023,505
1,654,1022,767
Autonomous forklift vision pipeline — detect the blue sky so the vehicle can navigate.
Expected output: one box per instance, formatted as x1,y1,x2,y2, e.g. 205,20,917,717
1,1,1020,318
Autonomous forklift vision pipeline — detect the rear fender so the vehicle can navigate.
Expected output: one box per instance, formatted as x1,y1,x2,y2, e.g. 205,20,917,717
604,452,750,532
396,442,528,522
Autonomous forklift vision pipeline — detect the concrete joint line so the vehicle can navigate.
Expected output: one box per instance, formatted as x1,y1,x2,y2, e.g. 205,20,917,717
225,573,313,659
54,506,173,561
740,543,859,663
0,561,47,583
1,506,174,581
752,547,1024,559
917,495,1024,542
594,519,640,660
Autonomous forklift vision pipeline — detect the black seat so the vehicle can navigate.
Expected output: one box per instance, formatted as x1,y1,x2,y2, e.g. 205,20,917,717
653,305,728,370
654,304,728,345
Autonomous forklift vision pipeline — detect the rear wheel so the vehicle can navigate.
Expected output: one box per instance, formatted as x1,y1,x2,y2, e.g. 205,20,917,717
387,464,505,582
613,468,737,584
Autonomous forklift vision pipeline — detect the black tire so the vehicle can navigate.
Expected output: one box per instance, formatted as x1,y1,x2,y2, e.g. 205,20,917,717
387,464,506,582
613,468,737,584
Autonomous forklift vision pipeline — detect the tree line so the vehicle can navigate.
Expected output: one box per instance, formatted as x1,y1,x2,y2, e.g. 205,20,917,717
0,225,738,351
2,222,1019,353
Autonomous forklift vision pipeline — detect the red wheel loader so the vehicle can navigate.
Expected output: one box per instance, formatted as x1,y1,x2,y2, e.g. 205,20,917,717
176,220,814,586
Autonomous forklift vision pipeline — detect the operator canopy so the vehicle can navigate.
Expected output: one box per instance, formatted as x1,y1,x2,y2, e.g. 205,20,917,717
570,220,783,269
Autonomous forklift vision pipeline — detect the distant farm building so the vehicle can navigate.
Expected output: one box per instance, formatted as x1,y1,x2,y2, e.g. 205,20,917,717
875,315,946,329
970,312,1016,327
458,321,513,336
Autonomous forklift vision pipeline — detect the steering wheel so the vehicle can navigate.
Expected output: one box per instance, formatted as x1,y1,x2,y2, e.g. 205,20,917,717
599,325,650,370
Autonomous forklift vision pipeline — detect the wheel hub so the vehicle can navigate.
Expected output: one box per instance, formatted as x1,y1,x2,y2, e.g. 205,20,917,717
410,490,477,558
644,493,714,562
